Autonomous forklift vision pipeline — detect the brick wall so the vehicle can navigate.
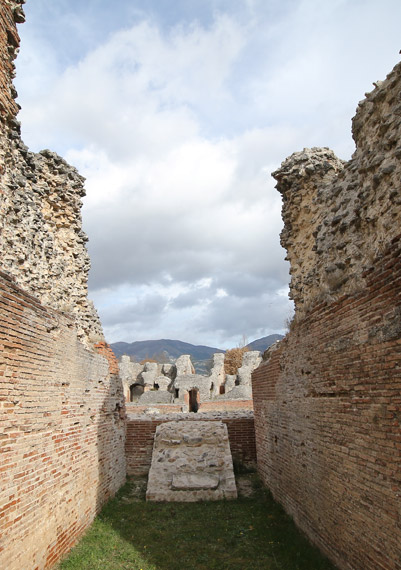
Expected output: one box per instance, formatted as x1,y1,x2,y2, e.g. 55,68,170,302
0,271,126,570
252,235,401,570
126,412,256,475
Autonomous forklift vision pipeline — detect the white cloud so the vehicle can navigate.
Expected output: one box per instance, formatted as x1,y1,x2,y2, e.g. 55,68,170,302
14,0,401,347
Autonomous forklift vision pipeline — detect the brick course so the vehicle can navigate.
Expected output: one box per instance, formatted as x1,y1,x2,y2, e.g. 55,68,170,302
198,399,253,412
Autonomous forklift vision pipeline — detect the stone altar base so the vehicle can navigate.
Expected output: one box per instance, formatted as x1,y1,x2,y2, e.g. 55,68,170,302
146,421,237,502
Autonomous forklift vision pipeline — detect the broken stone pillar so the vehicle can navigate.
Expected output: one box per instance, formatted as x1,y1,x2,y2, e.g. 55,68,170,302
175,354,195,375
208,352,226,397
146,421,237,502
236,351,262,386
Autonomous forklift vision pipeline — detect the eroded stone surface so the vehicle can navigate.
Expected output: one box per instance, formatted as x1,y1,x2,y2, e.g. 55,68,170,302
171,473,220,491
121,349,262,408
0,2,103,347
146,421,237,501
274,63,401,315
253,59,401,570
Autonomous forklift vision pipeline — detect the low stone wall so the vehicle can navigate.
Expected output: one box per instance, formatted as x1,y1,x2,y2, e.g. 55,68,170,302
126,411,256,476
125,403,184,414
125,398,253,415
199,399,253,412
0,271,126,570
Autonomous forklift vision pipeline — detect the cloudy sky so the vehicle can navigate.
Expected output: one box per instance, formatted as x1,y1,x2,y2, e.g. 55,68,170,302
14,0,401,348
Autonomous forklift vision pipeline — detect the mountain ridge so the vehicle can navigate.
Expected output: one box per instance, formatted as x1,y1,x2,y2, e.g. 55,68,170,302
110,334,283,363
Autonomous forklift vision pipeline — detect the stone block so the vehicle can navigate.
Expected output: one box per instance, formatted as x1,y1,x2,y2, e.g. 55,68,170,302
146,421,237,502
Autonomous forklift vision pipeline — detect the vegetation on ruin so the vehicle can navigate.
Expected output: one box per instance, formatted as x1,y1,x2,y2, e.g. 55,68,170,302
139,357,159,365
58,474,335,570
224,346,249,375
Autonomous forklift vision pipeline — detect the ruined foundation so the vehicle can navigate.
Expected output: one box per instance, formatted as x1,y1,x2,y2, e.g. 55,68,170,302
120,350,262,410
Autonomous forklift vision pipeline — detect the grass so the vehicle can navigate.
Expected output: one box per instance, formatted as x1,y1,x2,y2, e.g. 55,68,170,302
57,475,336,570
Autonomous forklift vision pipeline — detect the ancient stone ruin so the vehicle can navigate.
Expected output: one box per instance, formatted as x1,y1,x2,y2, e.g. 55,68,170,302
0,2,400,569
119,350,262,411
0,2,103,347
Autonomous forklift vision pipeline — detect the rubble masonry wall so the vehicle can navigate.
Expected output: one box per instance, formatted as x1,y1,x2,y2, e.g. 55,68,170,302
252,60,401,570
0,1,103,346
0,5,126,569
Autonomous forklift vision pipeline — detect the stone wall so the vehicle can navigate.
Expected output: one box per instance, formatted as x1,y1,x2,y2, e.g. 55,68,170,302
0,1,22,122
0,1,103,346
276,63,401,315
0,271,126,570
126,399,253,415
0,5,126,569
253,60,401,570
126,412,257,476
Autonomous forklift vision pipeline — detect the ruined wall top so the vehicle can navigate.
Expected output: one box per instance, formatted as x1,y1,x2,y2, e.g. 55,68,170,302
0,2,104,346
274,60,401,314
0,1,24,126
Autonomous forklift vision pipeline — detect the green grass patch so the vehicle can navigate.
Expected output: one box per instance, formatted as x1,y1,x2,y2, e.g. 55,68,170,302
58,476,336,570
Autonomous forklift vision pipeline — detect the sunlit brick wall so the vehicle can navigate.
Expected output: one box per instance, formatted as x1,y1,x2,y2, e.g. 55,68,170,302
0,272,126,569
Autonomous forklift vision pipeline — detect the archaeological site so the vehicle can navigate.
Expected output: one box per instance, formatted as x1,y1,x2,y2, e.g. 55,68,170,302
0,1,400,569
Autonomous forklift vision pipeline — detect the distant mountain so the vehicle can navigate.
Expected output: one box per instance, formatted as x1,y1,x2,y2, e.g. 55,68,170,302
110,338,224,363
247,334,283,353
110,334,284,373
